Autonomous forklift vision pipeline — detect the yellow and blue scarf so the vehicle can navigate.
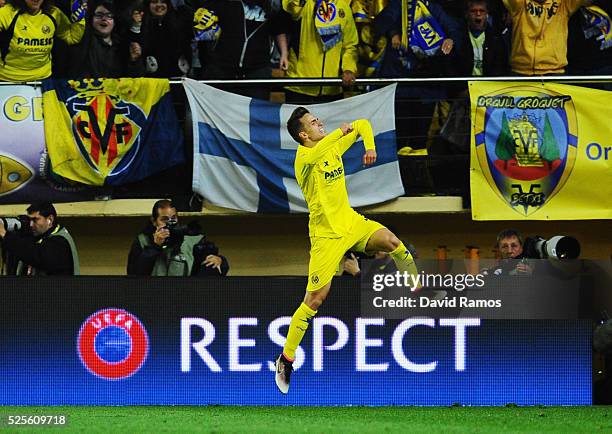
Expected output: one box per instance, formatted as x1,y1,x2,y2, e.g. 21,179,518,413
193,7,221,42
401,0,445,57
315,0,343,51
581,5,612,50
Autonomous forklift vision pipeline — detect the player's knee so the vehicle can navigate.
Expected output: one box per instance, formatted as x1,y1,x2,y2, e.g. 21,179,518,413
304,289,327,310
307,296,324,310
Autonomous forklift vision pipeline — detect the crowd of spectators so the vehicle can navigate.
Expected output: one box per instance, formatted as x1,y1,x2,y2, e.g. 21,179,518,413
0,0,609,83
1,0,611,152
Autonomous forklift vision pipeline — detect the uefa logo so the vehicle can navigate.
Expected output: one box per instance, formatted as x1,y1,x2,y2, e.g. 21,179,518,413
77,308,149,380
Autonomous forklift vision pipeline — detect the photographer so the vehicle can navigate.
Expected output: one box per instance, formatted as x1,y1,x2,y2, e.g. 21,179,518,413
127,199,229,276
0,202,80,276
483,229,534,276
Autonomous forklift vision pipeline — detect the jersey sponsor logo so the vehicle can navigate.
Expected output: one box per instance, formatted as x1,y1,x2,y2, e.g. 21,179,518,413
16,37,54,46
323,166,343,181
77,308,149,380
474,87,577,216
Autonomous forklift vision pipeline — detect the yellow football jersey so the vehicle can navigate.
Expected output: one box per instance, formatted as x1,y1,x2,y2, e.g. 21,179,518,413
294,119,375,238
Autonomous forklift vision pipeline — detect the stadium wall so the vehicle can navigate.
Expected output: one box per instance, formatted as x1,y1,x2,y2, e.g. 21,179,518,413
63,213,612,275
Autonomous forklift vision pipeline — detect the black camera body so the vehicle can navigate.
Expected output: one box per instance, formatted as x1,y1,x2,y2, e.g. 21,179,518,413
163,219,190,246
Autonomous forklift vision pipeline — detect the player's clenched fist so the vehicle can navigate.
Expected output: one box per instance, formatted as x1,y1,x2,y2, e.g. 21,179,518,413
340,123,353,135
363,149,377,165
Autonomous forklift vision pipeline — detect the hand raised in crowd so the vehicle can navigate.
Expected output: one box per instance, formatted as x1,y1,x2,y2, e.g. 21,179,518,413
203,254,223,274
153,226,170,246
340,123,353,135
363,149,377,166
441,38,454,55
129,42,142,62
342,253,361,277
341,70,356,88
391,34,401,50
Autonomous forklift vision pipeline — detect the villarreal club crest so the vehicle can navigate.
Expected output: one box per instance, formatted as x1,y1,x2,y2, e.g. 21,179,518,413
67,79,145,180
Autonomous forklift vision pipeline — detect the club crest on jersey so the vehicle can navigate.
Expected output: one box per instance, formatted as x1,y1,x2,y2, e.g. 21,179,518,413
77,308,149,380
66,79,145,180
473,86,577,216
316,1,337,23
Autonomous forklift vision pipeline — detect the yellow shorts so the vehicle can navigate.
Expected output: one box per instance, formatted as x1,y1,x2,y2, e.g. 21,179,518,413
307,214,386,291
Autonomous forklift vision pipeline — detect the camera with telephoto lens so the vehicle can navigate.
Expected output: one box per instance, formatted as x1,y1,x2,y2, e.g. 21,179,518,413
523,235,581,260
0,216,30,234
164,218,189,246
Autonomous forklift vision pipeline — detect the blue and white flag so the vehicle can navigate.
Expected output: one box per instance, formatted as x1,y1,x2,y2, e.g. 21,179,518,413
183,79,404,213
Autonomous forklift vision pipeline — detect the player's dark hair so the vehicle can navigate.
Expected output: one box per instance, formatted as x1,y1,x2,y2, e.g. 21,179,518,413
287,107,310,144
27,202,57,219
496,229,523,247
151,199,175,219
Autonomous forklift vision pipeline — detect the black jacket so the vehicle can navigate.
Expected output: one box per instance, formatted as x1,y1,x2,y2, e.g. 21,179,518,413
201,0,289,74
2,225,74,275
66,30,144,78
454,26,508,77
140,5,192,77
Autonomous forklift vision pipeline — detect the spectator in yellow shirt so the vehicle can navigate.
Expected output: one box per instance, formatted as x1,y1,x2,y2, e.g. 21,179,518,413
0,0,86,82
503,0,590,75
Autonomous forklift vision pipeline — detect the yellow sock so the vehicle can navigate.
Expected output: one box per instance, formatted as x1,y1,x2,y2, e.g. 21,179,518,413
283,302,317,361
390,242,421,288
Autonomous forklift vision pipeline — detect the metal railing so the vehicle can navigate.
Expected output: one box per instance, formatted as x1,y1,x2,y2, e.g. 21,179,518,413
2,74,612,86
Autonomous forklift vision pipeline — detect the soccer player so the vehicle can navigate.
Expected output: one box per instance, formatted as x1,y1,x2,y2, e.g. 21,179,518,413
275,107,419,393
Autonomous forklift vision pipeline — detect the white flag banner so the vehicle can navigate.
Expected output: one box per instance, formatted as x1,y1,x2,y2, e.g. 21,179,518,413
183,79,404,213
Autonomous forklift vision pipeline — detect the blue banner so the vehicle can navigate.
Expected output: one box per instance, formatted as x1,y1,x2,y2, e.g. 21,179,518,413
0,277,591,405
